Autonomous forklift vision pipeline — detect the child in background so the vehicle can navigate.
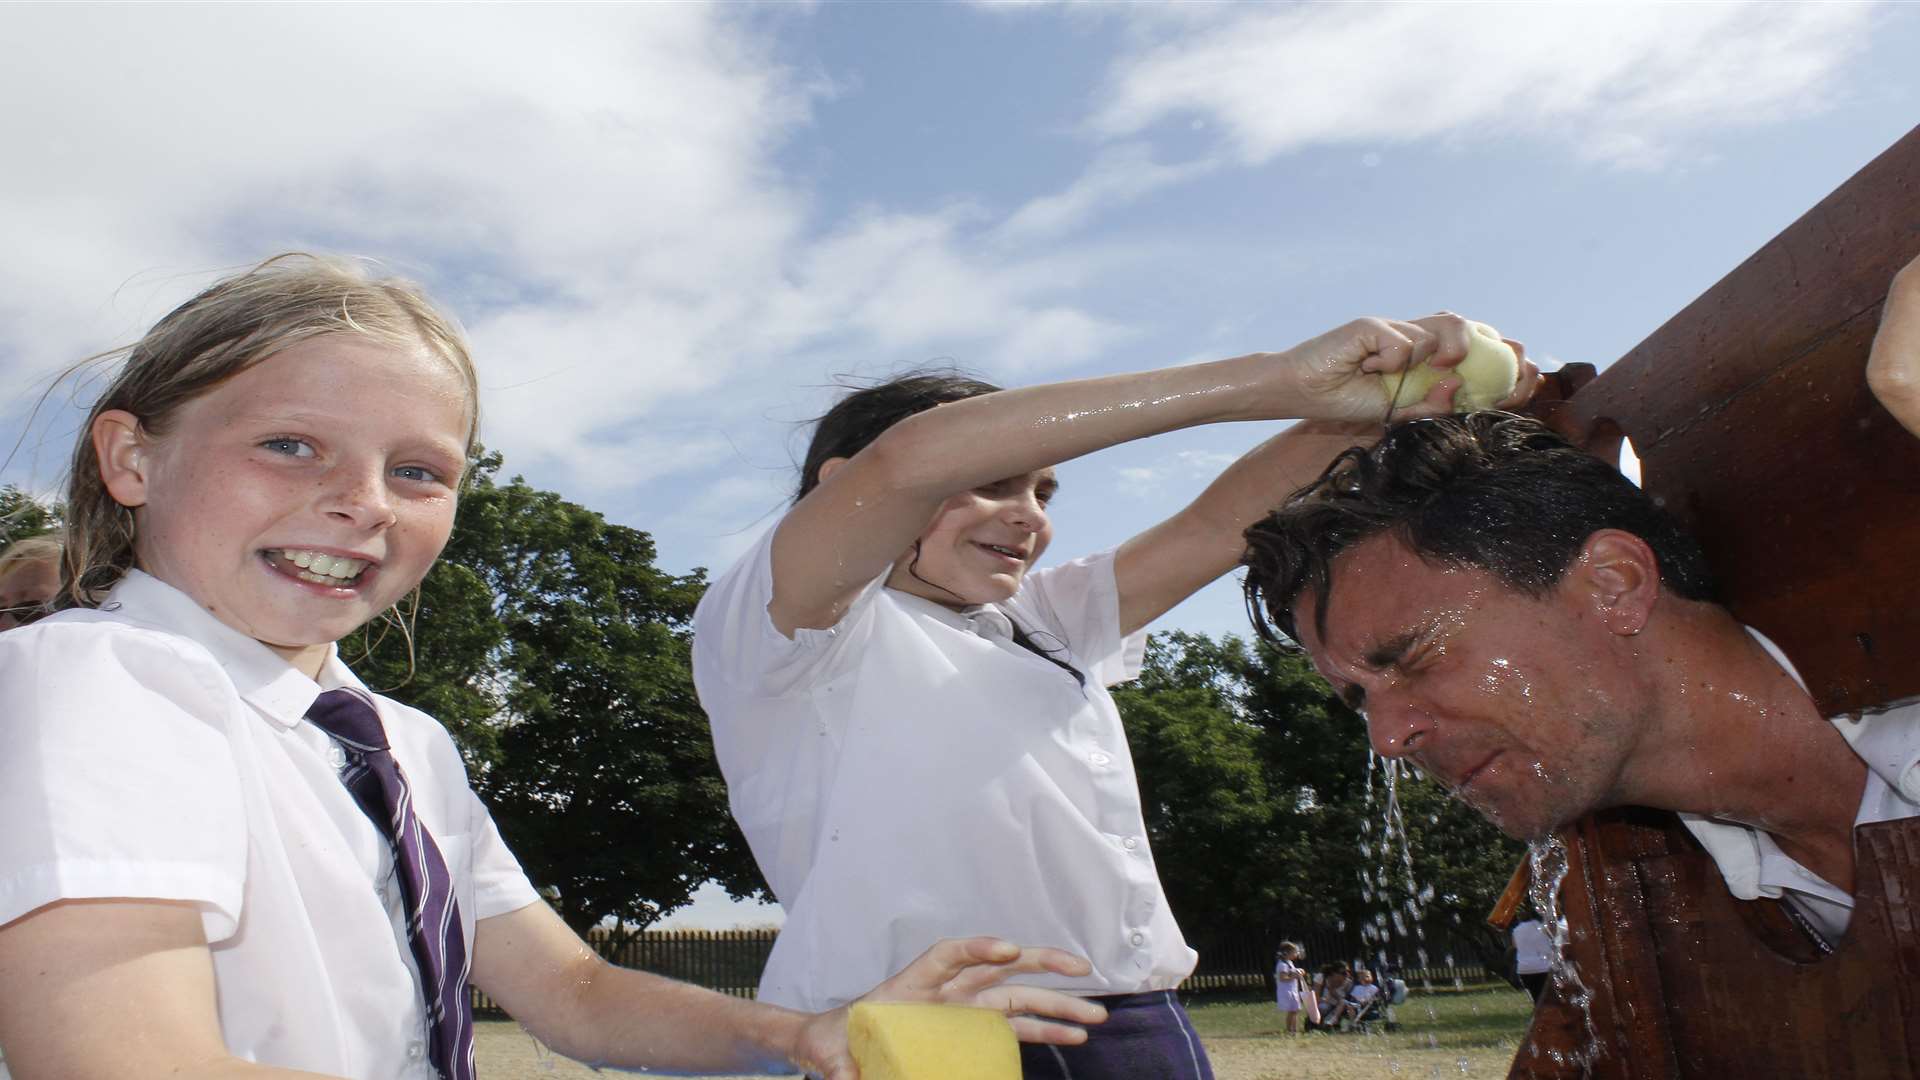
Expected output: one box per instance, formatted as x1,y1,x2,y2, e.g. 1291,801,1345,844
0,534,60,630
1272,942,1309,1034
1329,968,1381,1029
695,309,1537,1079
1311,962,1352,1030
0,254,1104,1080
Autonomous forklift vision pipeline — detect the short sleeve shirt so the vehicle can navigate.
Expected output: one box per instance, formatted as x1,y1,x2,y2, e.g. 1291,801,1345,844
692,525,1196,1011
0,571,541,1078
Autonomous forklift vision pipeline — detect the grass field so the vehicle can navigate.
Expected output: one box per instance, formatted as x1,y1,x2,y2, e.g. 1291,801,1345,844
474,986,1535,1078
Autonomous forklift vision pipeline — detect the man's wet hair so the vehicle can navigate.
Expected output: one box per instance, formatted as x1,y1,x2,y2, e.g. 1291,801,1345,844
1242,412,1717,645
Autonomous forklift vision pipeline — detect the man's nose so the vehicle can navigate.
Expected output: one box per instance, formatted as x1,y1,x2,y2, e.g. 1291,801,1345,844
1363,693,1434,760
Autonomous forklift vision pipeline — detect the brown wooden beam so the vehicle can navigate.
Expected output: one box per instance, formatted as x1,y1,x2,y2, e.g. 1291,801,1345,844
1554,124,1920,715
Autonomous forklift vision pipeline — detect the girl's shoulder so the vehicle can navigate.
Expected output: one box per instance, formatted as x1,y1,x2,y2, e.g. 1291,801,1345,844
0,612,242,743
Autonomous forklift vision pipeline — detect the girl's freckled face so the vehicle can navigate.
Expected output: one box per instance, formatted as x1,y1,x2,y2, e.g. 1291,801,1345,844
123,335,471,672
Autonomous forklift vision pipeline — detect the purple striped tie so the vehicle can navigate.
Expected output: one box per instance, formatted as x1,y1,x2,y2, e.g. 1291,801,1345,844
307,689,475,1080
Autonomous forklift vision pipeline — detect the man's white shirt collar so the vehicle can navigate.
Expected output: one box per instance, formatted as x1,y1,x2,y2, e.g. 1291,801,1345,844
1679,627,1920,931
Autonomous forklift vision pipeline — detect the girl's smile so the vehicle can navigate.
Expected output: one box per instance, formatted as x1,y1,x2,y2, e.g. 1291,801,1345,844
887,469,1055,609
94,333,472,678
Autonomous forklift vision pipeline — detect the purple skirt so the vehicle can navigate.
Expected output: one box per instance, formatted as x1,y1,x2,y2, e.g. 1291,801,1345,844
1019,990,1216,1080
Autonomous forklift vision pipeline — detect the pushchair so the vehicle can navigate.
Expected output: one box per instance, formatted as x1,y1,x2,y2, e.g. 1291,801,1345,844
1349,973,1410,1033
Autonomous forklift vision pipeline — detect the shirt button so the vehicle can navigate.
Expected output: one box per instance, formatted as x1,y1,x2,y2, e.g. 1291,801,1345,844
1122,836,1140,850
406,1041,425,1061
327,744,349,770
1130,932,1146,947
1090,751,1112,767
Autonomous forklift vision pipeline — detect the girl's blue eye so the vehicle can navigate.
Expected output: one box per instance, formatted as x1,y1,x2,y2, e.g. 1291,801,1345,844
393,465,442,484
262,438,313,457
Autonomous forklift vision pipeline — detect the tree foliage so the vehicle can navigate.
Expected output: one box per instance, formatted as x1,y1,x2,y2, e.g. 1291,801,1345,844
1,485,60,544
356,454,766,935
1115,630,1522,965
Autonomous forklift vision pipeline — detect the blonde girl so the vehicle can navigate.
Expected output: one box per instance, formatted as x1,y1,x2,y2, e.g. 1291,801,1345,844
0,254,1101,1080
1273,942,1308,1033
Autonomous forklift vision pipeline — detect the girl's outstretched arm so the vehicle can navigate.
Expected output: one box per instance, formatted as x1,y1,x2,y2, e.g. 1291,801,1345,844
0,900,335,1079
1868,253,1920,438
770,315,1485,636
1112,315,1540,635
472,903,1105,1076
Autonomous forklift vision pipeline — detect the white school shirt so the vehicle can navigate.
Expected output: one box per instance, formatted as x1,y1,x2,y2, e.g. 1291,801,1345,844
692,526,1197,1012
1680,627,1920,942
0,571,541,1079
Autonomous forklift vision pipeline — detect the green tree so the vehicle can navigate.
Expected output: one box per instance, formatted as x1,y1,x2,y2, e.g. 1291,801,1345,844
358,454,766,936
1115,629,1522,966
0,485,60,543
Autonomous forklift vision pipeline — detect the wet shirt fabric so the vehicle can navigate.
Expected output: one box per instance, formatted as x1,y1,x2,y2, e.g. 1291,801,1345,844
1680,627,1920,942
0,571,541,1080
693,525,1196,1012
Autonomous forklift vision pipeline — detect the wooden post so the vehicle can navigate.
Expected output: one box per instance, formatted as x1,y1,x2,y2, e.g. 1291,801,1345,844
1507,125,1920,1078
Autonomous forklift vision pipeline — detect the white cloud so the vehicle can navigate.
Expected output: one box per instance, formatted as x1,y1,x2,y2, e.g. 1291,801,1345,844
0,5,1133,497
1089,3,1878,170
1113,447,1240,497
994,142,1217,245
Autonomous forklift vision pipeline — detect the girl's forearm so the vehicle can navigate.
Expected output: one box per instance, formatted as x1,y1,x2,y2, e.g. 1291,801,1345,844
867,352,1286,501
539,962,808,1074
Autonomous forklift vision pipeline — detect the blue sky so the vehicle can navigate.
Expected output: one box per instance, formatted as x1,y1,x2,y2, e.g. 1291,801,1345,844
4,2,1916,925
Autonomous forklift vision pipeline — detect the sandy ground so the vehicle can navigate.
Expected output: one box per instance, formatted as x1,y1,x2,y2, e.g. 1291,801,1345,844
474,1019,1520,1079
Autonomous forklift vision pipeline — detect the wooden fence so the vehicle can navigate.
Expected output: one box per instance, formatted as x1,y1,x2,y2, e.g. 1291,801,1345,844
471,925,1496,1014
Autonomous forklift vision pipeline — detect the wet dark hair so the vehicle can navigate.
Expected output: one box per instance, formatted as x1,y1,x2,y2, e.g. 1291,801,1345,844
1242,412,1716,645
796,369,1003,502
797,369,1088,689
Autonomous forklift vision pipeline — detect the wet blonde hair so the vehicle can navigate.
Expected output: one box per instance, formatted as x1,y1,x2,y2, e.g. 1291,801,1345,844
60,253,478,609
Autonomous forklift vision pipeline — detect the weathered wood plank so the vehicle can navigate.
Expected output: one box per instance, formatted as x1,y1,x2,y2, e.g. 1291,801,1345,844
1560,125,1920,715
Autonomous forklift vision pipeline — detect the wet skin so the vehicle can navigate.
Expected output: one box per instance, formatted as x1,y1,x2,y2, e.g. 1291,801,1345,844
95,335,472,678
1293,533,1649,841
885,468,1057,609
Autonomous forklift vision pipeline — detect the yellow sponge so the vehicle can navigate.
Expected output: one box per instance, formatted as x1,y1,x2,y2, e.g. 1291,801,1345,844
846,1002,1022,1080
1388,320,1520,412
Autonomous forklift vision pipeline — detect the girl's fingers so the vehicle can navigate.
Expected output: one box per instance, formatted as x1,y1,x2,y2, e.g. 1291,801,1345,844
964,985,1108,1027
1407,311,1474,369
893,937,1096,996
890,936,1023,991
1496,357,1545,410
1008,1014,1098,1046
938,946,1094,998
1353,319,1417,375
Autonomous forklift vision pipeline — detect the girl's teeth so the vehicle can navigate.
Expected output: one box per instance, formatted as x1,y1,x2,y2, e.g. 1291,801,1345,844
276,550,367,582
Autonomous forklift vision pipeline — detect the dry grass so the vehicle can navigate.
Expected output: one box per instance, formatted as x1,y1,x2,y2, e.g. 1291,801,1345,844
473,987,1533,1079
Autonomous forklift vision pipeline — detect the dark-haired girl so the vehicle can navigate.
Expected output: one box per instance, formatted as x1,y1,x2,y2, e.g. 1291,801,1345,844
692,316,1535,1078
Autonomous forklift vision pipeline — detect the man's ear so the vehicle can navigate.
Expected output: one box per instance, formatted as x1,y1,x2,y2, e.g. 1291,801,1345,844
92,409,152,509
815,456,851,486
1573,529,1661,636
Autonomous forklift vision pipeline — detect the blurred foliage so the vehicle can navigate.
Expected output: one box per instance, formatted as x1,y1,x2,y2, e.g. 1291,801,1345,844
0,485,61,544
1115,630,1522,964
355,451,766,935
